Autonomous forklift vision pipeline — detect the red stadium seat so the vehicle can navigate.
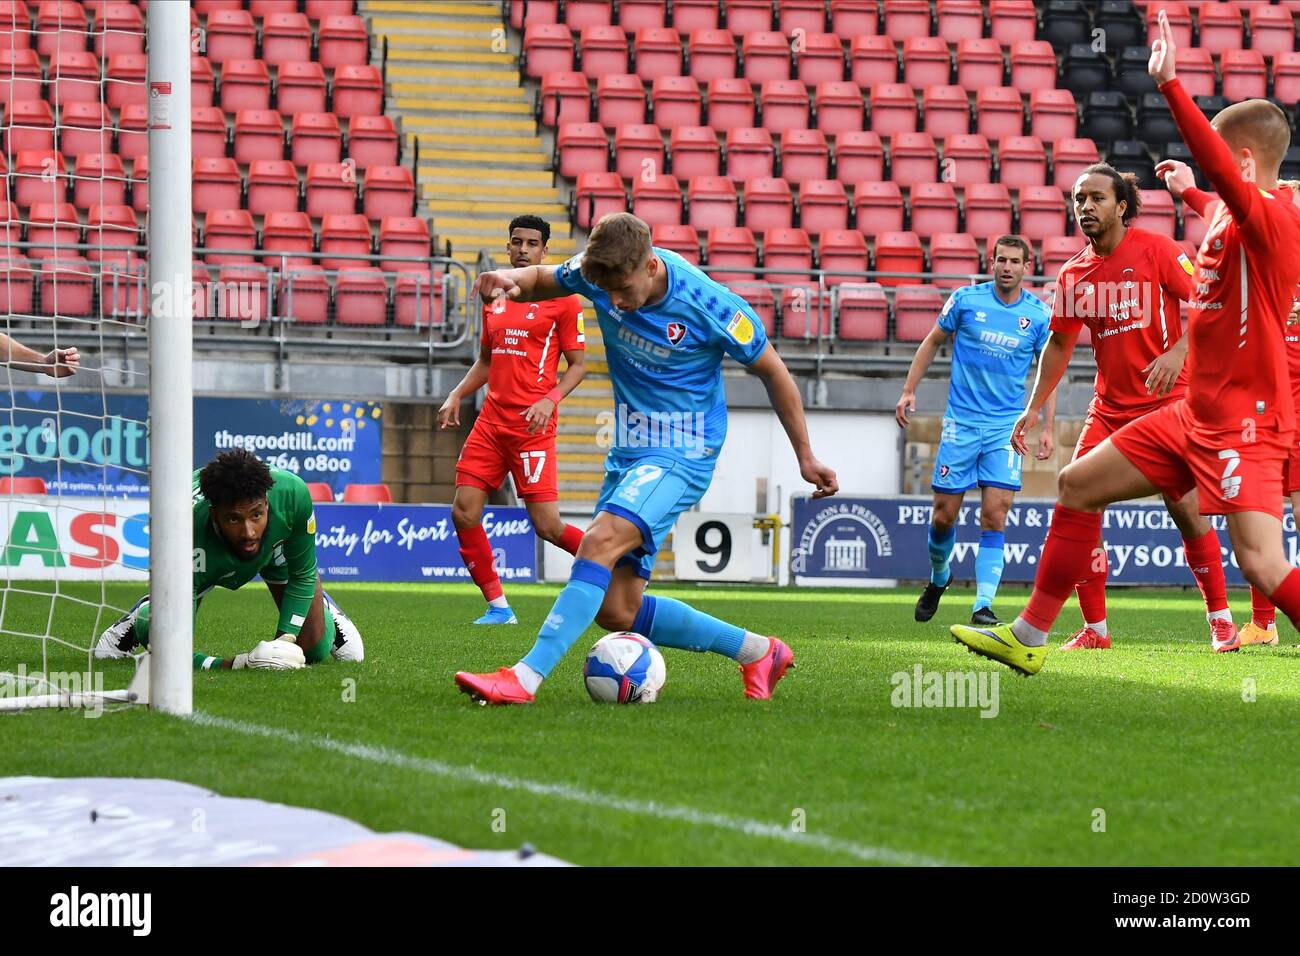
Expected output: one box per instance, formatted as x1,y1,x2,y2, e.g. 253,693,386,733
998,135,1047,188
262,210,314,264
1040,235,1078,279
117,103,147,160
347,115,399,170
4,100,55,153
889,131,938,187
728,0,774,33
233,109,285,163
929,232,980,288
262,11,313,65
291,111,342,165
902,37,951,88
0,254,34,315
0,472,48,495
818,229,868,286
0,48,42,105
343,483,393,503
631,173,682,227
247,159,298,215
193,105,232,159
596,74,647,128
798,179,849,236
59,101,112,156
853,180,905,233
621,0,667,30
956,38,1005,90
1052,137,1101,190
523,23,574,79
107,53,147,109
651,223,701,263
1146,2,1192,48
669,125,721,179
651,75,701,128
883,0,931,40
1008,40,1056,92
195,0,246,12
1168,47,1210,99
51,50,100,108
193,156,242,214
797,34,847,86
93,2,143,58
909,181,959,234
1220,50,1266,101
850,36,898,88
780,127,830,181
276,61,328,115
74,153,127,209
332,64,383,119
86,203,138,264
206,8,257,64
362,165,415,220
304,482,334,502
634,28,686,81
831,0,880,38
39,257,94,316
780,286,832,338
706,77,755,129
317,14,369,68
815,81,865,136
869,83,917,137
674,0,721,31
281,264,329,324
14,150,62,208
129,152,148,213
393,269,443,327
763,227,814,283
1249,4,1295,57
204,208,257,265
1017,185,1066,242
1195,2,1242,57
1275,52,1300,103
705,226,758,282
305,2,358,21
319,213,371,270
922,85,970,138
220,59,271,112
688,176,739,229
377,216,430,270
743,31,792,83
726,126,775,181
558,122,609,179
1028,88,1077,142
615,123,664,181
689,29,738,83
835,282,888,340
27,202,80,260
1137,189,1176,237
780,0,829,34
305,162,357,217
974,88,1024,141
35,2,87,56
566,0,613,29
509,0,557,28
744,177,794,232
540,72,591,126
936,0,984,42
834,130,884,184
874,231,924,285
574,171,627,228
988,0,1038,44
579,25,629,77
334,268,388,326
893,284,944,339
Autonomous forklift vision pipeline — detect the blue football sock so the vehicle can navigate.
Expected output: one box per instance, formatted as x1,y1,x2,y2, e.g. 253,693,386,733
974,530,1006,610
520,559,610,678
632,595,745,659
928,524,956,587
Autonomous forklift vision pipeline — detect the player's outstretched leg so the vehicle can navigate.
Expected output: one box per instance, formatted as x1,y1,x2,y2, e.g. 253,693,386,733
451,485,517,625
1241,584,1281,646
1166,489,1237,650
916,492,961,622
1065,531,1112,650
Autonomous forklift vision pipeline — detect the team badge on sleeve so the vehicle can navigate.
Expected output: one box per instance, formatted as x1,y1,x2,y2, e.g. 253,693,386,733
725,310,754,344
1178,253,1194,275
307,512,316,534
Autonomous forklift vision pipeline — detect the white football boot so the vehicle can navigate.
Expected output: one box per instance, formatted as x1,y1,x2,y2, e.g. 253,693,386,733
94,596,148,660
324,592,364,662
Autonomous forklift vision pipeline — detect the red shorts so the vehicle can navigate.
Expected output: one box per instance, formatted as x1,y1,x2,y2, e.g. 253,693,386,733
1110,399,1290,518
1072,402,1158,461
1286,388,1300,495
455,419,558,501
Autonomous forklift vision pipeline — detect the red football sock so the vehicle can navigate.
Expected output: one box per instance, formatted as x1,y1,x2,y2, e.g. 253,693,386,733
1023,505,1104,633
1182,529,1228,614
1251,585,1277,629
1268,568,1300,632
557,523,584,555
456,524,503,602
1075,549,1108,623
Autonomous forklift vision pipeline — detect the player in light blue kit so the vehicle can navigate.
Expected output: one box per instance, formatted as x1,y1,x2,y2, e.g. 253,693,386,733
455,213,839,704
894,236,1056,626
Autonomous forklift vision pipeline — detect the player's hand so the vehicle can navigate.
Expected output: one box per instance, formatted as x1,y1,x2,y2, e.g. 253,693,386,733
1154,159,1195,199
437,391,461,429
521,397,556,434
1148,9,1177,85
1011,407,1039,456
894,390,916,428
243,637,306,671
801,456,839,498
1143,344,1186,396
472,270,521,308
1037,426,1055,461
41,347,79,378
1288,300,1300,326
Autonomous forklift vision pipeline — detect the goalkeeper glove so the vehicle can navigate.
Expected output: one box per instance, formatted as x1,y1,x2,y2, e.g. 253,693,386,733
231,636,306,670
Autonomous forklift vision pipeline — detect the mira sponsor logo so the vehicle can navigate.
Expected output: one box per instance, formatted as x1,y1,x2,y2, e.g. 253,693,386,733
49,886,151,936
615,324,672,359
977,329,1021,349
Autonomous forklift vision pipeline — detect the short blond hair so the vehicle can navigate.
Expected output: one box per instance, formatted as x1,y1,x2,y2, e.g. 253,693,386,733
582,213,652,286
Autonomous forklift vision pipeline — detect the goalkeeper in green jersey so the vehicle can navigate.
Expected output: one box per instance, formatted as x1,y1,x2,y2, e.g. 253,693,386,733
95,448,364,670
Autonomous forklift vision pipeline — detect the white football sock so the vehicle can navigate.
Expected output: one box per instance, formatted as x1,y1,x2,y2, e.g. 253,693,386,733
489,596,510,609
1085,619,1108,638
1207,608,1232,624
512,662,542,694
736,633,770,665
1011,617,1048,647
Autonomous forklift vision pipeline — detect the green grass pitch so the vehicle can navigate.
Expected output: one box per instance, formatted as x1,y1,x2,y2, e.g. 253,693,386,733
3,581,1299,866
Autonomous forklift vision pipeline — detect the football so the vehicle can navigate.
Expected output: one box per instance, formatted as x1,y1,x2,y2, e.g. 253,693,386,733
582,633,666,704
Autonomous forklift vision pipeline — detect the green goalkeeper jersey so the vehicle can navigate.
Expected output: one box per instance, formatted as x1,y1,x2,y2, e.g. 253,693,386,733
192,467,319,639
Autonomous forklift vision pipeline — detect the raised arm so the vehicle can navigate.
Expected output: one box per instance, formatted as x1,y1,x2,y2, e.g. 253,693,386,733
472,264,566,305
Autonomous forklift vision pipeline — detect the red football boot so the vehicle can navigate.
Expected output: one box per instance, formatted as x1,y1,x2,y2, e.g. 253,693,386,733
1061,626,1111,651
455,667,535,705
1210,618,1240,654
740,637,795,700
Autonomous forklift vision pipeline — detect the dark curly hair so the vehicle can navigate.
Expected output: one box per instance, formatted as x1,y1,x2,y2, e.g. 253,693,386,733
509,214,550,244
199,449,274,508
1078,163,1143,225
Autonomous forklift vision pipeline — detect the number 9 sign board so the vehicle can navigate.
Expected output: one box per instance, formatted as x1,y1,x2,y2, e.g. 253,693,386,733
673,513,757,582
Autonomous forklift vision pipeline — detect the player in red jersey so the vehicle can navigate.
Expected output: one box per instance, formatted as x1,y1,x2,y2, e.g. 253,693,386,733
1010,163,1232,652
950,10,1300,673
438,216,588,624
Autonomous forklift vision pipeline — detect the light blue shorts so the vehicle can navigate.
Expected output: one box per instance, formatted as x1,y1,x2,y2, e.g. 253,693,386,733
931,417,1022,493
595,452,716,579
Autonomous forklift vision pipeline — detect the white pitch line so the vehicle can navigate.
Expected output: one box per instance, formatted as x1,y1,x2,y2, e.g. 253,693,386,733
186,711,953,867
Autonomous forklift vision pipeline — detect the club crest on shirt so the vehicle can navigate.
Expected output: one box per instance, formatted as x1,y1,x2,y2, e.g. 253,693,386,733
666,321,687,346
939,464,950,479
1018,316,1031,330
